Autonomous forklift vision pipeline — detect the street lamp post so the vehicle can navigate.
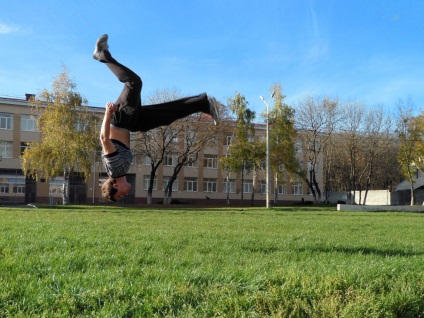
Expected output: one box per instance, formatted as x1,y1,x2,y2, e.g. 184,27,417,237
259,91,275,208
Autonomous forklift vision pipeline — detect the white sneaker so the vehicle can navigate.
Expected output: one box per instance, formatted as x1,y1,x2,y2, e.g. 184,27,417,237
93,34,109,60
208,97,220,125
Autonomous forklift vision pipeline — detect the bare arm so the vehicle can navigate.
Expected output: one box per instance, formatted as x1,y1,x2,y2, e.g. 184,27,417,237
100,102,118,155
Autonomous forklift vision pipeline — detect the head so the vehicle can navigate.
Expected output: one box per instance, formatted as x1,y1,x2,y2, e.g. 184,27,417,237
101,177,131,202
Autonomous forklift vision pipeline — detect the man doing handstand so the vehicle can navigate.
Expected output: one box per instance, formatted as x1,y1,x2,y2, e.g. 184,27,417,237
94,34,219,202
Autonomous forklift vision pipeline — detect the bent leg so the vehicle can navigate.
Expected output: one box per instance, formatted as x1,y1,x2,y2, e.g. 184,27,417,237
97,50,142,112
128,93,211,132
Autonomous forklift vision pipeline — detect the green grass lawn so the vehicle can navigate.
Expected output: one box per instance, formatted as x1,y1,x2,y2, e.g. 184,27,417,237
0,206,423,317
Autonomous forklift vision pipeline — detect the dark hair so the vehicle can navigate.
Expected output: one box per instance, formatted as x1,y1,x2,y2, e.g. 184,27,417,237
101,178,118,202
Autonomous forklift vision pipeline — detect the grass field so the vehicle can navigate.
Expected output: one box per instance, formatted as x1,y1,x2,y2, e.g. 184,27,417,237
0,206,423,317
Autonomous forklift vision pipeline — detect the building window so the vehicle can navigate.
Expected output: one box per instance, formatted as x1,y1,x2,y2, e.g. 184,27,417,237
163,176,178,191
307,161,319,174
165,131,179,144
204,155,218,169
203,178,217,192
185,155,197,168
295,140,303,154
259,181,266,194
223,179,236,193
142,156,152,165
307,140,319,152
13,185,26,194
163,154,177,167
184,177,198,192
0,113,13,130
146,129,158,139
278,184,286,195
0,141,13,159
0,183,9,194
243,160,253,171
143,175,157,190
224,135,233,146
184,131,195,145
74,119,86,132
243,180,253,194
307,184,315,195
49,177,64,196
21,115,37,132
49,187,62,195
292,182,303,195
20,142,30,155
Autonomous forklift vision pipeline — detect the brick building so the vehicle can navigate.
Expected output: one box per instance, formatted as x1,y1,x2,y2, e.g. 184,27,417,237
0,95,322,206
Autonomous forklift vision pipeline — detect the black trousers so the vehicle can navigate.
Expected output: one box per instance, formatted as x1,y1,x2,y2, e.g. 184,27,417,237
98,50,211,132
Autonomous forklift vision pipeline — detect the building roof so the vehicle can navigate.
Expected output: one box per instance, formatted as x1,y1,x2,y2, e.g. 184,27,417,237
394,171,424,191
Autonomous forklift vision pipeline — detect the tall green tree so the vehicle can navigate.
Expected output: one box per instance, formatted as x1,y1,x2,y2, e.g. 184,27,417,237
409,114,424,171
221,93,257,204
267,84,299,204
21,66,98,205
248,140,266,206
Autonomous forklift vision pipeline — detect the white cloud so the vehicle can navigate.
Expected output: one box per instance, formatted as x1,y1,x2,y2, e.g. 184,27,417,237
0,23,20,34
301,0,330,63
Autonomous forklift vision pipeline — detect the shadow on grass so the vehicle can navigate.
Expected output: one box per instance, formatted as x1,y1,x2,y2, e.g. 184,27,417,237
272,206,337,213
41,205,108,210
294,245,424,257
241,242,423,257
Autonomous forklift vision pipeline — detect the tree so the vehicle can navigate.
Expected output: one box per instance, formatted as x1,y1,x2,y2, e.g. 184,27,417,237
409,114,424,171
294,95,341,203
239,138,266,207
132,126,180,204
221,93,257,204
21,66,98,205
131,89,184,204
267,84,299,204
370,138,402,191
221,123,237,206
340,102,394,204
359,106,393,204
132,89,220,205
396,97,422,205
323,112,401,203
341,100,366,204
324,101,399,204
326,133,350,194
163,112,218,204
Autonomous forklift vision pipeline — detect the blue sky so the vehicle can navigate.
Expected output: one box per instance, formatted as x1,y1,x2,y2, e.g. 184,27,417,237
0,0,423,117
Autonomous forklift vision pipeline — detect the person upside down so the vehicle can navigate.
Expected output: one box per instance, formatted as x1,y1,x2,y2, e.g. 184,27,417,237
94,34,220,202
